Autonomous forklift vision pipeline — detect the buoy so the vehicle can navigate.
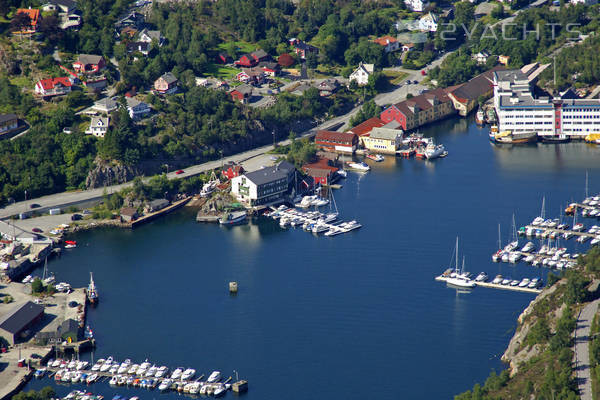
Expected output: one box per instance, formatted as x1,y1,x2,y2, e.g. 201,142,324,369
229,282,238,293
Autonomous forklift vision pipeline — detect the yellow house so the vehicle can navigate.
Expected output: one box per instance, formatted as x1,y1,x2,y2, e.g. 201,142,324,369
362,127,403,154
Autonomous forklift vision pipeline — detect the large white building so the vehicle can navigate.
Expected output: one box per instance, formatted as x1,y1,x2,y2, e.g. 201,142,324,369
231,161,296,207
494,68,600,138
404,0,429,12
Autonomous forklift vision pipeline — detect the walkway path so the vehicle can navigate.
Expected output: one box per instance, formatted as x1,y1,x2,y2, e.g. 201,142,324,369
574,299,600,400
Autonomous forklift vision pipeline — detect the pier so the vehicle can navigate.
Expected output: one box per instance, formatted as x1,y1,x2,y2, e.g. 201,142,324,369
434,276,542,294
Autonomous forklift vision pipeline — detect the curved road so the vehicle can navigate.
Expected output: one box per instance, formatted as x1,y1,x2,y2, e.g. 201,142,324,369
574,299,600,400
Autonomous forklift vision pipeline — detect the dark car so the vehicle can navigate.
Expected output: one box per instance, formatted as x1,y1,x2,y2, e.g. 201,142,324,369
30,203,41,209
68,301,78,308
32,228,43,233
71,214,82,221
175,170,184,175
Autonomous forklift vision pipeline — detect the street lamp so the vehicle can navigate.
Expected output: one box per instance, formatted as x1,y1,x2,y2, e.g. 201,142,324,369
164,164,169,175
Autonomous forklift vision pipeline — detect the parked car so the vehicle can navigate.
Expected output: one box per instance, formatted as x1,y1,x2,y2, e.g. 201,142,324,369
421,70,427,76
32,228,43,233
71,214,82,221
82,210,91,215
175,170,184,175
30,203,41,209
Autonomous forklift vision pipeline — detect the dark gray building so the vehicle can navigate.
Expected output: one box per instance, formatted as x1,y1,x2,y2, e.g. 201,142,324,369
0,301,44,345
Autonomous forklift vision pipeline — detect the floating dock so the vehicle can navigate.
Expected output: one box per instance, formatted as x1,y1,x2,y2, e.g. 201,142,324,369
434,275,542,294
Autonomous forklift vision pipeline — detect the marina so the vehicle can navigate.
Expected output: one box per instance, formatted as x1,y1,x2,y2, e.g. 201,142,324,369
37,356,246,398
19,118,600,400
434,275,542,294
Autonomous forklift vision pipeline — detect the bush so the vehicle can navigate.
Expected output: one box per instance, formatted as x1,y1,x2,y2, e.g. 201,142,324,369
31,278,43,294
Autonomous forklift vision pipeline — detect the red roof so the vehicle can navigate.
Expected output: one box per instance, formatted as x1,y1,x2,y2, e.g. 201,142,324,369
16,8,40,26
387,88,452,118
373,35,397,46
302,158,339,176
316,130,357,145
37,77,72,90
348,117,385,136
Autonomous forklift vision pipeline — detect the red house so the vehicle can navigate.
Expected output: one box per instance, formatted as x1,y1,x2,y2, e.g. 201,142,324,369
216,53,232,64
230,84,253,104
315,130,358,154
379,88,455,130
221,162,245,180
289,38,319,59
302,158,339,185
73,54,106,74
235,50,270,67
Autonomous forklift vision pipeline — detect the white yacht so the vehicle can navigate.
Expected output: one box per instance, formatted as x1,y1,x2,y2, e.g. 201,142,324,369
109,375,118,385
492,275,503,284
445,239,476,289
159,379,172,391
337,169,348,178
86,373,98,384
171,368,183,380
518,278,530,288
127,364,139,375
521,242,534,252
213,384,227,397
475,272,488,282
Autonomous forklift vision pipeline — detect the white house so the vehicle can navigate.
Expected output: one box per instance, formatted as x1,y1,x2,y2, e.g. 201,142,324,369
85,116,110,138
349,62,374,86
231,162,296,207
405,0,429,12
473,51,490,65
126,97,150,120
373,36,400,53
139,28,165,46
419,12,438,32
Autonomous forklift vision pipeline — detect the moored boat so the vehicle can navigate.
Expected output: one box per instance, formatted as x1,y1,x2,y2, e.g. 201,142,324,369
218,211,247,225
492,130,537,144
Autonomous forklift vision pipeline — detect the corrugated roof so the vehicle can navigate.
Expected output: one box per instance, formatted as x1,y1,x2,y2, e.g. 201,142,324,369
447,66,504,102
316,130,356,144
0,301,44,334
369,127,403,140
0,114,18,124
348,117,385,136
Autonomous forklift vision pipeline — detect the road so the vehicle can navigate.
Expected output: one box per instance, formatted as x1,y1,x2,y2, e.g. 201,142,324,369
574,299,600,400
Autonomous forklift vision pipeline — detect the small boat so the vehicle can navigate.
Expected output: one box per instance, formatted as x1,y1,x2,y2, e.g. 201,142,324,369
207,371,221,383
346,161,370,171
109,375,119,386
34,368,46,378
573,223,585,231
337,169,347,178
475,272,488,282
159,379,172,391
87,272,99,305
475,108,485,125
540,134,570,144
501,278,511,285
155,366,168,378
518,278,531,288
492,274,503,284
199,384,208,395
86,373,98,384
127,364,138,375
510,279,520,286
214,384,227,397
577,235,590,243
492,130,537,144
424,142,446,159
171,368,183,380
218,211,247,225
366,153,384,162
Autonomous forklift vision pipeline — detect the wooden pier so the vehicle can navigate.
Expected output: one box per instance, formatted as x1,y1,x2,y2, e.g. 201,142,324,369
434,276,542,294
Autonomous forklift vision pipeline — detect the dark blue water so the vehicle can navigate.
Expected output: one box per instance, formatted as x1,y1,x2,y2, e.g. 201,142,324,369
24,116,600,399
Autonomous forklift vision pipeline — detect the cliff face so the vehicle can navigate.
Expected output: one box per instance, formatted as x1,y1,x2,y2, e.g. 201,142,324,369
501,283,562,376
85,161,140,189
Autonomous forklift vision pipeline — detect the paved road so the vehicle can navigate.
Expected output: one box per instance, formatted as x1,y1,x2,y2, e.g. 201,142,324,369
574,299,600,400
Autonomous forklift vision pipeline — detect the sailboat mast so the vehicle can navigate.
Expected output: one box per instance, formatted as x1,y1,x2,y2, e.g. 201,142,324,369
498,223,502,250
455,236,459,273
541,196,545,219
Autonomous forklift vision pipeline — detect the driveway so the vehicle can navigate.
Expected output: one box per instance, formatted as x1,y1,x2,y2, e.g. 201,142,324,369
574,299,600,400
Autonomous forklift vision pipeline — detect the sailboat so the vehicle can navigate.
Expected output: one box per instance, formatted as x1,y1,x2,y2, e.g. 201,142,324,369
505,214,519,251
42,257,55,285
532,197,546,226
87,272,99,305
446,238,476,289
492,224,503,262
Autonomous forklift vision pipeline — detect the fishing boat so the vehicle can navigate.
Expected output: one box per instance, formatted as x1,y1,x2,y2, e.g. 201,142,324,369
200,175,220,197
445,238,476,289
424,142,446,159
540,134,570,144
64,240,77,249
346,161,370,171
366,153,384,162
475,108,485,126
218,211,247,225
87,272,98,305
491,130,537,144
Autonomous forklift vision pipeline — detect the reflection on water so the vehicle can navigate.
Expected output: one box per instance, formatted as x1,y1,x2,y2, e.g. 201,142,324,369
492,142,600,172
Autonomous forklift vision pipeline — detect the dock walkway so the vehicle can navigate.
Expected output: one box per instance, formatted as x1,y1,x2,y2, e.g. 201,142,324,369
434,276,542,294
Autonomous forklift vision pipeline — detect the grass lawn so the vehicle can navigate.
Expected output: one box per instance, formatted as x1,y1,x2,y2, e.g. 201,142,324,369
217,41,256,54
383,70,409,85
10,76,33,88
204,63,239,80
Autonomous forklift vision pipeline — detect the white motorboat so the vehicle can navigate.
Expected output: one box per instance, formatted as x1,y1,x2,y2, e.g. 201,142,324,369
573,223,585,231
159,379,172,391
324,227,344,236
492,275,503,284
524,255,535,263
518,278,530,288
76,361,88,370
109,364,119,375
475,272,488,282
155,366,168,378
109,375,118,385
22,275,33,283
337,169,347,178
100,361,113,373
181,368,196,380
501,278,511,285
577,235,590,243
592,236,600,245
508,252,522,263
501,252,509,262
171,368,183,380
71,372,82,383
145,365,157,377
214,384,227,397
68,360,77,369
199,384,209,395
347,161,370,171
532,217,544,226
312,223,329,234
207,371,221,383
521,242,534,252
86,373,98,384
510,280,520,286
127,364,138,375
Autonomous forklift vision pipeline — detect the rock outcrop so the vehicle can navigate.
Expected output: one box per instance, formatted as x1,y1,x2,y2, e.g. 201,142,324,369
85,160,140,189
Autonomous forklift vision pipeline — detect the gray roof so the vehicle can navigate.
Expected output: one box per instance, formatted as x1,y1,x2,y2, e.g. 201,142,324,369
234,84,253,95
0,114,17,124
495,69,528,83
140,29,162,41
369,127,403,140
150,198,169,208
77,54,103,65
0,301,44,334
251,49,268,59
159,72,177,85
125,97,146,108
93,97,118,111
244,162,294,186
58,318,79,335
382,120,401,129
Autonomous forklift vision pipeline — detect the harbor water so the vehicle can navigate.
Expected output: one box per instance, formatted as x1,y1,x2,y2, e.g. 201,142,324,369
24,116,600,399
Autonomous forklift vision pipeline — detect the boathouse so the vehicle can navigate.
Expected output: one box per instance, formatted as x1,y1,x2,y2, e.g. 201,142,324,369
231,161,296,207
362,126,403,154
0,301,44,345
315,130,358,154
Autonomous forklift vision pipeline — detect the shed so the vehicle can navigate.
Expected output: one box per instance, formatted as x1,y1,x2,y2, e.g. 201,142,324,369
120,207,139,222
149,199,169,212
0,301,44,345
